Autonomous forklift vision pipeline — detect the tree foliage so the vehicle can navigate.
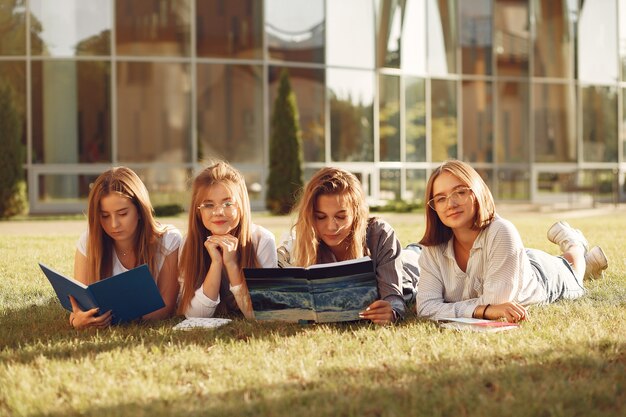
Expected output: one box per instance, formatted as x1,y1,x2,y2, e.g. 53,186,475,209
266,69,303,215
0,81,27,218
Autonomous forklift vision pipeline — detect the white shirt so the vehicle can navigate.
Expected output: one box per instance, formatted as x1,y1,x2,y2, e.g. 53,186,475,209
416,216,545,320
183,224,277,318
77,225,182,278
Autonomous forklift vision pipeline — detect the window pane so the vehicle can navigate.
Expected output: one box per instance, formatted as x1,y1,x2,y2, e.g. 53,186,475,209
375,0,403,68
269,66,325,162
0,61,26,163
494,0,529,76
460,0,492,75
406,168,426,201
580,170,619,204
582,86,618,163
462,80,493,162
116,0,190,56
537,171,575,203
402,0,426,74
32,61,111,163
380,168,400,200
117,62,190,163
533,0,575,78
579,0,618,83
496,169,529,200
405,76,426,162
327,0,374,68
0,0,26,55
132,167,191,207
266,0,324,63
379,74,400,161
30,0,111,56
197,64,263,163
197,0,262,59
431,79,457,161
37,173,98,203
428,0,457,75
533,83,576,162
496,81,528,163
328,69,374,162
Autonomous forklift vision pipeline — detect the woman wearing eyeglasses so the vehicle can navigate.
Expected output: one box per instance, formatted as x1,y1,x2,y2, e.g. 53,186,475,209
177,161,277,319
416,160,608,323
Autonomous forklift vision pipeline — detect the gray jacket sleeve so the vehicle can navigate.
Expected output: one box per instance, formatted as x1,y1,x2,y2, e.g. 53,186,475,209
366,218,408,321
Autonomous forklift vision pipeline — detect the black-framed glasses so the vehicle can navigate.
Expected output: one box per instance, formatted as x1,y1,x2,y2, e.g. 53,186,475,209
427,187,473,211
197,201,237,217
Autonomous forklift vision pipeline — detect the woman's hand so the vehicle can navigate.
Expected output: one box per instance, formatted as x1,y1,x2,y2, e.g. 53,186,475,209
483,301,528,323
68,295,112,329
207,235,239,269
359,299,395,325
204,236,224,264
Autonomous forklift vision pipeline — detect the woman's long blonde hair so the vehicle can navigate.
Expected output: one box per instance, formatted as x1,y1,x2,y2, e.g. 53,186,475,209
85,166,163,283
419,159,495,246
177,161,258,314
291,167,369,267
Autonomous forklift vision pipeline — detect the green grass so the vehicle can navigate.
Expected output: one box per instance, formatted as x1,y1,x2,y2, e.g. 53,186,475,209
1,211,625,417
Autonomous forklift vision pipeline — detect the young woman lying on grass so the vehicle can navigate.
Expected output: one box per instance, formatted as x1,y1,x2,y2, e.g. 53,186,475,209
177,161,277,319
416,160,608,323
277,167,420,325
70,167,182,329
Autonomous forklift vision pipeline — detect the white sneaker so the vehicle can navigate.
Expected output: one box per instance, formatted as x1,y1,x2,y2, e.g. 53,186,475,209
584,246,608,280
547,221,589,253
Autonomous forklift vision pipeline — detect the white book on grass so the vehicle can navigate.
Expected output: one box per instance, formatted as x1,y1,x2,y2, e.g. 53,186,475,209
438,317,519,333
172,317,232,330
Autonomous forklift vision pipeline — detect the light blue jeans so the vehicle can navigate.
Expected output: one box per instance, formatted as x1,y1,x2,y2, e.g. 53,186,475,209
526,249,586,303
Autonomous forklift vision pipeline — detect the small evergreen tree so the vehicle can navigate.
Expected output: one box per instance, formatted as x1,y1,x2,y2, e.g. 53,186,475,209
0,81,27,218
266,69,303,215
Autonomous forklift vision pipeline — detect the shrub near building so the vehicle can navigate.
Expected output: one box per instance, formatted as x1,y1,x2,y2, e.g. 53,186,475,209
266,69,303,215
0,82,27,218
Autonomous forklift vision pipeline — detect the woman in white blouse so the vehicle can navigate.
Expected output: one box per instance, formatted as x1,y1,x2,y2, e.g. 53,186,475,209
72,167,182,329
416,160,608,323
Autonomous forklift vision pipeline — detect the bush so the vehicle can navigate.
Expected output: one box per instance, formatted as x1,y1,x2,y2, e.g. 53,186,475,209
0,81,27,218
266,69,303,215
154,204,184,217
369,200,424,213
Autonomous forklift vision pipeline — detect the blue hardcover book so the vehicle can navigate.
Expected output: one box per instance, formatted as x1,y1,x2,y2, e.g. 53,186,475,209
39,263,165,324
244,256,378,323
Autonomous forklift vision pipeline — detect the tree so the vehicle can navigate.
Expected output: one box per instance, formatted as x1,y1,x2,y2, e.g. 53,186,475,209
0,81,27,218
266,69,303,215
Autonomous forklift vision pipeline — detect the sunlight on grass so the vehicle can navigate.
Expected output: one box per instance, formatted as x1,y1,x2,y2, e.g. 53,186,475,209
0,211,624,417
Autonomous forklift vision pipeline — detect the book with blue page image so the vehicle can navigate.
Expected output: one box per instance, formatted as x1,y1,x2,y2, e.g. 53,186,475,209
39,263,165,324
244,256,378,323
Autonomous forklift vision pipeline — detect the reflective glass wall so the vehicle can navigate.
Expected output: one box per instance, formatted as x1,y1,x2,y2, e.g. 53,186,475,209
1,0,625,213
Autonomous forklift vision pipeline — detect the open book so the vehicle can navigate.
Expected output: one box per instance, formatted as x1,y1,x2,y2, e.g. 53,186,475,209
438,317,520,333
39,263,165,324
244,256,377,323
172,317,232,330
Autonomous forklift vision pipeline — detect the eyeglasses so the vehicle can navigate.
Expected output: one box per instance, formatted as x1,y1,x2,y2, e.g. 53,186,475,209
197,201,237,217
427,187,473,211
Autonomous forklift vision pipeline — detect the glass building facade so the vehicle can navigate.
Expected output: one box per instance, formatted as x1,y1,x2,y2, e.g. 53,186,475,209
1,0,625,213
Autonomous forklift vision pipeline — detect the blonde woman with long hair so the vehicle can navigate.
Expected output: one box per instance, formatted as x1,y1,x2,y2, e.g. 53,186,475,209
417,160,608,322
178,161,277,319
277,167,419,325
71,167,182,329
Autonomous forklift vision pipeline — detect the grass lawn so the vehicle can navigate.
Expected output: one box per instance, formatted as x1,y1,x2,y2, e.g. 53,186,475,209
0,210,624,417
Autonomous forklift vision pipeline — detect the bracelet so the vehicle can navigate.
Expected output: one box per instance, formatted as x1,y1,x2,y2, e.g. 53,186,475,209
482,304,491,319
